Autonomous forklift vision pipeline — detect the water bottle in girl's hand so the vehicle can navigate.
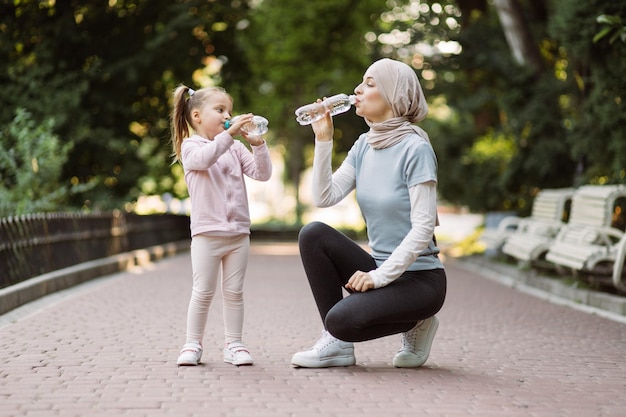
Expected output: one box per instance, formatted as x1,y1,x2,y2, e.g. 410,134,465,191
225,115,269,135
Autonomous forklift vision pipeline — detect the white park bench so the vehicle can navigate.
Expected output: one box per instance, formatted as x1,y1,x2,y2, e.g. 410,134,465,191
544,184,626,292
502,188,574,266
481,188,573,256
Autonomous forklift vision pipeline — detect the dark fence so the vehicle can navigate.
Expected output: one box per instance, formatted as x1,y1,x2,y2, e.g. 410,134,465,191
0,211,190,289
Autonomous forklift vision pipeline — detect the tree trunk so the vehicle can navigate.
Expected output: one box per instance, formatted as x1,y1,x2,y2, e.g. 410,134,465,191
493,0,544,74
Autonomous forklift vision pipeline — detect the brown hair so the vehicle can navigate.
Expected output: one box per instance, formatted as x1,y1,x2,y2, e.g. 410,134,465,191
170,85,231,163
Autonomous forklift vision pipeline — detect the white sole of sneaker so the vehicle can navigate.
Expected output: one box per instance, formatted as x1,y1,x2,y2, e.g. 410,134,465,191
291,355,356,368
224,358,254,366
177,361,200,366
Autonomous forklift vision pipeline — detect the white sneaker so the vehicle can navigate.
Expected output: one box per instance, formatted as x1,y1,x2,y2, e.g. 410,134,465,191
223,342,254,366
291,330,356,368
177,341,203,366
393,316,439,368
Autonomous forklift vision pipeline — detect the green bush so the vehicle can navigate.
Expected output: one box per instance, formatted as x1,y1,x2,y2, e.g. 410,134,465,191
0,109,82,217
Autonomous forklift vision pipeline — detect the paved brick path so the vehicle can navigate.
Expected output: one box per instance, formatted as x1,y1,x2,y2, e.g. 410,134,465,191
1,242,625,417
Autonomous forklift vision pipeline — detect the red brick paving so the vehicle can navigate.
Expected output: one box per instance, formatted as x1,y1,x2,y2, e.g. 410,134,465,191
1,242,624,417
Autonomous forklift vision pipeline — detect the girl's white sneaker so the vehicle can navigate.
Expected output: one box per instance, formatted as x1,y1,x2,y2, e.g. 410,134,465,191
177,341,203,366
223,342,254,366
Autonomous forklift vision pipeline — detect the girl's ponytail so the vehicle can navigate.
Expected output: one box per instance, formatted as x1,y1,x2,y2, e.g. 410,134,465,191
170,85,194,163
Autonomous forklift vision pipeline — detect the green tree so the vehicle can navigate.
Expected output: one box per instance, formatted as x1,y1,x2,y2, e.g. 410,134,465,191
594,14,626,45
236,0,388,224
0,109,84,217
1,0,249,211
550,0,626,186
3,0,623,220
444,1,575,212
370,0,624,213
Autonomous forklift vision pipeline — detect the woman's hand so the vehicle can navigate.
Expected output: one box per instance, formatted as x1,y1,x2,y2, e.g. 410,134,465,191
345,270,375,292
311,99,334,142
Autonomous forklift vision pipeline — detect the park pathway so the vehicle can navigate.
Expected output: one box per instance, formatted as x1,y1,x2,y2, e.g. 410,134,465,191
1,242,624,417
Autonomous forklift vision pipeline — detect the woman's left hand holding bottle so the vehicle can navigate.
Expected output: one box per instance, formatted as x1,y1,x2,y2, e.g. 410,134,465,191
310,99,334,142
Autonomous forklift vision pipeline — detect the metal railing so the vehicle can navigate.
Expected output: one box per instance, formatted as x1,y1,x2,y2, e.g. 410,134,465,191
0,211,190,289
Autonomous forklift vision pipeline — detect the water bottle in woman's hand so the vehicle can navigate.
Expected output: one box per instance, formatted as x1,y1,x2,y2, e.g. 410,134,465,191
295,94,357,126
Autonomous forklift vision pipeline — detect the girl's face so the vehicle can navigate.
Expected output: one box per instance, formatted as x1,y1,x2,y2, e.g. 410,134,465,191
191,92,233,139
353,76,393,123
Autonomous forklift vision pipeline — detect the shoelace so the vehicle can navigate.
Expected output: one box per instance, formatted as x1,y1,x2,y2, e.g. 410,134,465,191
401,320,424,351
311,331,336,350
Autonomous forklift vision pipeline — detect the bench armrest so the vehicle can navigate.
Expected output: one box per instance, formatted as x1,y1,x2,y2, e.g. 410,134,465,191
496,216,521,233
613,234,626,292
591,226,625,246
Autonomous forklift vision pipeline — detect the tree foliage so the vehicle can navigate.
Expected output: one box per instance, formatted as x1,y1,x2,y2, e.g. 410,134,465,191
234,0,386,223
0,109,80,217
549,0,626,186
0,0,248,210
370,0,625,213
1,0,624,219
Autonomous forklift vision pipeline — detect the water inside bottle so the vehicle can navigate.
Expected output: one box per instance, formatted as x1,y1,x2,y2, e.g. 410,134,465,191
327,95,354,116
295,94,356,126
295,103,325,125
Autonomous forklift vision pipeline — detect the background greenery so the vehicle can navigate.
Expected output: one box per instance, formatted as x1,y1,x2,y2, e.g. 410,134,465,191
1,0,624,221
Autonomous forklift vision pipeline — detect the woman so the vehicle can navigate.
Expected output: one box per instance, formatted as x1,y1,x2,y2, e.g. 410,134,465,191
291,58,446,368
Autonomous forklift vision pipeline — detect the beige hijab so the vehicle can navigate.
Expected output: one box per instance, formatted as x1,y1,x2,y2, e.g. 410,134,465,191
364,58,430,149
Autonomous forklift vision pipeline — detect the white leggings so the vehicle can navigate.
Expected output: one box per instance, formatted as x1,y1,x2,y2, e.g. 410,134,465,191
185,234,250,345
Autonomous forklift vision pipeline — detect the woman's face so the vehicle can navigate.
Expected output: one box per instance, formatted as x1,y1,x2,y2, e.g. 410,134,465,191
191,92,233,139
353,75,393,123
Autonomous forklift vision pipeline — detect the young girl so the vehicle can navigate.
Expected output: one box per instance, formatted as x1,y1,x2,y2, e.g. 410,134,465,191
170,85,272,366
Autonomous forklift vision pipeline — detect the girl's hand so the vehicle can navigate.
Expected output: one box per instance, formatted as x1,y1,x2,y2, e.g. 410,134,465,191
345,270,374,292
241,131,265,146
226,113,254,137
311,98,334,142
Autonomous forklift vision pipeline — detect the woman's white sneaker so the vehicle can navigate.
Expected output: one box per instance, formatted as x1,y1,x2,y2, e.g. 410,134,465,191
291,330,355,368
177,341,203,366
393,316,439,368
223,342,254,366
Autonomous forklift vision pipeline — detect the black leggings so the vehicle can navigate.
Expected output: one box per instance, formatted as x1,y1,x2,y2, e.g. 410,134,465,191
299,221,447,342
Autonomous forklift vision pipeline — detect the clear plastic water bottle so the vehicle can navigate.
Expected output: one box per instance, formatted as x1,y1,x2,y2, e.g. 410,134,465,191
295,94,357,126
224,115,269,135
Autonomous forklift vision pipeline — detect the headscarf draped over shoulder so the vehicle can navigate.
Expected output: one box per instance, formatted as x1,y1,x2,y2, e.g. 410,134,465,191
364,58,430,149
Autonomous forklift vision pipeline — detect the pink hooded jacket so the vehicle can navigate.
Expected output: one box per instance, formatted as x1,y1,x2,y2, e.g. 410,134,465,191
181,132,272,237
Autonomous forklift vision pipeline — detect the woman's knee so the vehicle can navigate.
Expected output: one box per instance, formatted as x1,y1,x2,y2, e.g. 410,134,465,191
299,222,335,258
298,221,329,244
325,307,361,342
